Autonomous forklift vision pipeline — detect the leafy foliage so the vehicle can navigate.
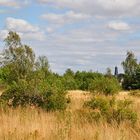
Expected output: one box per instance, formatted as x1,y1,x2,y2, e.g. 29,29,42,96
1,33,35,85
62,70,103,91
89,76,121,95
75,71,103,91
62,69,78,90
122,51,138,76
62,69,121,96
0,31,67,111
121,51,140,90
84,96,137,124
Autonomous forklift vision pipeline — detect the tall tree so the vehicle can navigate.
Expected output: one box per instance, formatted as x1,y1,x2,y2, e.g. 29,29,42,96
121,51,138,89
105,67,112,78
132,65,140,89
4,31,21,48
36,55,50,78
122,51,138,76
1,31,35,84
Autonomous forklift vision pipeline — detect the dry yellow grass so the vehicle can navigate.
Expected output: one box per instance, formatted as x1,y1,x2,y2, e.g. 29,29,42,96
0,90,3,96
0,90,140,140
67,90,91,110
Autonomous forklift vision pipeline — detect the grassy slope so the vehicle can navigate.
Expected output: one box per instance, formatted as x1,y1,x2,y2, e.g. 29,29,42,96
0,90,140,140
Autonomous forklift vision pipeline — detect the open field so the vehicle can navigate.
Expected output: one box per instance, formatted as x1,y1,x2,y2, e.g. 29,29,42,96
0,90,140,140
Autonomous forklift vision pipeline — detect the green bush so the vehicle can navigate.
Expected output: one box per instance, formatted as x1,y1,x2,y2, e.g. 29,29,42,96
74,71,103,90
62,77,78,90
42,89,67,111
89,76,121,95
0,74,68,111
0,31,68,112
84,96,137,124
0,80,42,107
62,70,103,91
62,69,77,90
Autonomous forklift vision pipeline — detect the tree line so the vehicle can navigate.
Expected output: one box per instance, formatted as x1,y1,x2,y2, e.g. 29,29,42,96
0,31,140,111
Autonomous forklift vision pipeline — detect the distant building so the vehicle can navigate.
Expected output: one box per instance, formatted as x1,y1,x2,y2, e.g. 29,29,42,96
114,66,118,77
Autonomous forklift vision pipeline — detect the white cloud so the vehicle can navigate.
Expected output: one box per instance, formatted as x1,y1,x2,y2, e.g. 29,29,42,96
0,0,30,8
6,17,39,33
20,32,46,41
46,27,54,33
0,0,139,74
0,0,19,8
38,0,140,17
108,21,130,31
0,30,8,40
0,18,46,41
97,0,138,11
41,11,90,25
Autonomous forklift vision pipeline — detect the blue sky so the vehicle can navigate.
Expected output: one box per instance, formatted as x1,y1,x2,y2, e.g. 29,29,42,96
0,0,140,74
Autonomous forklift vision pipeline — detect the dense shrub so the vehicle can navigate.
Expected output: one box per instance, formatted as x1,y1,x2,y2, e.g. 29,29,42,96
84,96,137,124
62,69,121,94
42,74,68,111
74,71,103,90
89,76,121,95
62,71,120,94
0,32,68,111
0,76,68,111
62,76,78,90
42,89,67,111
62,70,103,91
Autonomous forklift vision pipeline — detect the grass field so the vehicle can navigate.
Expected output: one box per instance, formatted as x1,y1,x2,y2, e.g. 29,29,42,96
0,90,140,140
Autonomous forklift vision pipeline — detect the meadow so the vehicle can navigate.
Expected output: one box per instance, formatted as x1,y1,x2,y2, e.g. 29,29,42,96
1,31,140,140
0,90,140,140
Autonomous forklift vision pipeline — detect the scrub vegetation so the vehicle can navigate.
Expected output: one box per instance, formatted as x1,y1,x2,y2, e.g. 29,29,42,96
0,32,140,139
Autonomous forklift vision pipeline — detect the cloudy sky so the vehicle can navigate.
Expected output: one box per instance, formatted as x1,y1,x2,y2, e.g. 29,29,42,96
0,0,140,74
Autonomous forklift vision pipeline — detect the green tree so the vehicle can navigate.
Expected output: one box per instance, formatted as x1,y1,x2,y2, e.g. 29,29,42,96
89,76,120,96
64,68,75,77
75,71,103,90
0,31,68,111
63,69,77,90
36,55,50,78
105,67,112,78
121,51,138,89
1,31,35,84
131,65,140,89
4,31,21,48
122,51,138,76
